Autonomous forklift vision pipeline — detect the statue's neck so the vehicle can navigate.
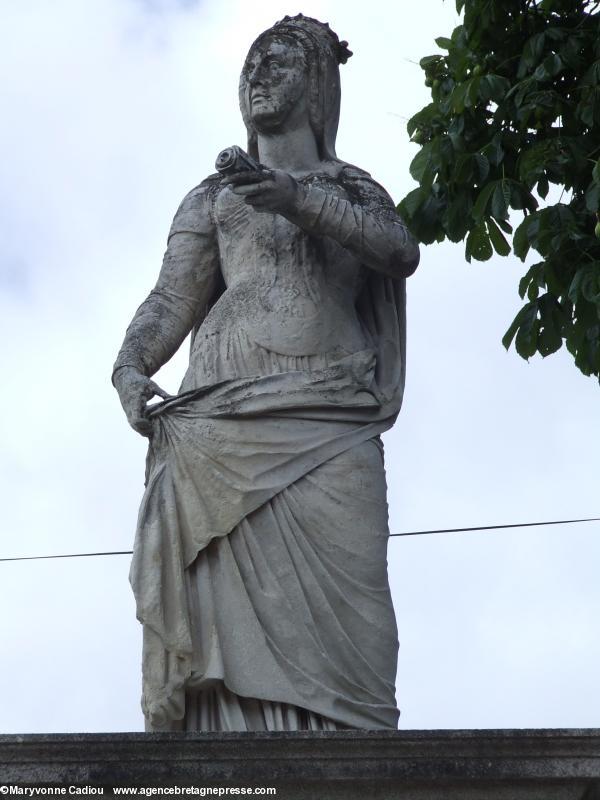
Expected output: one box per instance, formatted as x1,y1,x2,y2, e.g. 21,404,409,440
256,122,321,176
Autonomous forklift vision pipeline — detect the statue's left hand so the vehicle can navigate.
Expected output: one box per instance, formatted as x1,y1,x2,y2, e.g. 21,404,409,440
223,169,303,216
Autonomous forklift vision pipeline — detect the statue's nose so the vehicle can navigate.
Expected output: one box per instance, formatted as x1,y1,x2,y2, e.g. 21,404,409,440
248,62,264,85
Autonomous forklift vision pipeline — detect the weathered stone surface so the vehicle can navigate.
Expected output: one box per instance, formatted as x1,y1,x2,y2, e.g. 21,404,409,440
112,12,419,733
2,729,600,798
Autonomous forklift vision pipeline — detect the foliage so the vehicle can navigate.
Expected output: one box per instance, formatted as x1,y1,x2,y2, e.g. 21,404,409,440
399,0,600,379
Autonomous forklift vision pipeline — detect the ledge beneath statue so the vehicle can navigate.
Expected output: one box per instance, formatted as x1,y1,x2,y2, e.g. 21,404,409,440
2,729,600,799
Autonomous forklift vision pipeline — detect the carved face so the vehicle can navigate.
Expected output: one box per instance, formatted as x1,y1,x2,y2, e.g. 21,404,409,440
242,35,308,131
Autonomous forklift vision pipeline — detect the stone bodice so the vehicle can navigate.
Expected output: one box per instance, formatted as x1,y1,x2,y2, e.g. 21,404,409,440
113,163,417,394
196,175,368,365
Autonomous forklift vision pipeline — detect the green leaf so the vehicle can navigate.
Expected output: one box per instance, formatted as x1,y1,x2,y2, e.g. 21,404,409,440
484,74,511,102
515,301,540,359
510,183,538,213
517,33,545,79
545,26,567,43
466,221,493,262
397,187,427,220
451,81,469,114
543,53,563,77
593,158,600,184
582,60,600,87
454,153,474,183
543,258,567,298
450,24,466,45
491,182,509,219
481,135,504,167
487,217,511,256
419,55,443,69
474,153,490,184
528,281,540,301
513,216,537,261
435,36,453,50
409,142,437,185
569,263,600,306
518,140,560,185
496,218,513,235
502,302,538,353
510,76,535,107
448,114,465,139
577,101,593,128
444,194,472,242
473,181,497,220
502,315,520,351
585,182,600,213
518,262,545,299
465,76,481,108
537,294,564,356
404,192,446,245
407,103,439,137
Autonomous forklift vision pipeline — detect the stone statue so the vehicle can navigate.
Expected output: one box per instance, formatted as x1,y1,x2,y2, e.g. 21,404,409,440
113,13,419,732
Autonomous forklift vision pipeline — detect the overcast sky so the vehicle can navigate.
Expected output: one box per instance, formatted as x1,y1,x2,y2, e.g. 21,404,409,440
1,0,599,734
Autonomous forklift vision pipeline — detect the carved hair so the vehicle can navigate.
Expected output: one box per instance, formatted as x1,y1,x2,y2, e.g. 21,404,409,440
239,14,352,162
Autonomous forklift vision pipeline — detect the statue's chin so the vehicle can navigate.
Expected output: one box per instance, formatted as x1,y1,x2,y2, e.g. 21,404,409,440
250,101,298,134
250,112,285,134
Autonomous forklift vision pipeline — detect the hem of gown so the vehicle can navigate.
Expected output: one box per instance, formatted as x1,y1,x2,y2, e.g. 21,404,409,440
145,678,352,733
190,679,351,732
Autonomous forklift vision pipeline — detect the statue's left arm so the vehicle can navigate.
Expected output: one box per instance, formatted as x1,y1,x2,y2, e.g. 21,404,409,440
288,169,419,279
229,167,419,279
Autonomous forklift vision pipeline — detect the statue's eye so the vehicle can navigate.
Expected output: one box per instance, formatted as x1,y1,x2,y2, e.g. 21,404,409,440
267,60,280,70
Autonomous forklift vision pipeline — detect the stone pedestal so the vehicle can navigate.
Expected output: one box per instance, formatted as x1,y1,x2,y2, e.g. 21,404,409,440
2,730,600,799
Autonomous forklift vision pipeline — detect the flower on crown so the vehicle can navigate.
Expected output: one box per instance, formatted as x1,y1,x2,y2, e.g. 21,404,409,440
275,13,353,65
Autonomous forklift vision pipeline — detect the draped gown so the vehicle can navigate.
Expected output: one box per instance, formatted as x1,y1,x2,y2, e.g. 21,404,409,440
117,162,417,731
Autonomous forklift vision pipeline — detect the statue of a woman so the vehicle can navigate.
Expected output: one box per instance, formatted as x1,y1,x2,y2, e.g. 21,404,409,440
113,14,419,732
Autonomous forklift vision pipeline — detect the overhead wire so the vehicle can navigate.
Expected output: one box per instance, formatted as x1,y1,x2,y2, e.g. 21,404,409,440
1,517,598,563
388,516,600,537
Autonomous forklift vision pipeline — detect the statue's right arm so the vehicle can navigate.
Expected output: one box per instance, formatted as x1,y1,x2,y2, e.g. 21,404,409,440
112,183,220,435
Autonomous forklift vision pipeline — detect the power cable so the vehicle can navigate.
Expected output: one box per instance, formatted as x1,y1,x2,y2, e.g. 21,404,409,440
0,550,133,563
1,517,599,563
388,516,600,537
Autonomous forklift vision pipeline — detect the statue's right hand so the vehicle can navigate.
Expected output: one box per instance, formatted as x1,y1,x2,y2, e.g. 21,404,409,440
113,367,171,437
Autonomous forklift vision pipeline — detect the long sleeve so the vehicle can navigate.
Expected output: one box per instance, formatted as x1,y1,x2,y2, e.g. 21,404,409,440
289,168,419,279
113,181,221,380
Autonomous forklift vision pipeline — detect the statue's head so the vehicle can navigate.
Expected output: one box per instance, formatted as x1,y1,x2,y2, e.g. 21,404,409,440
239,14,352,161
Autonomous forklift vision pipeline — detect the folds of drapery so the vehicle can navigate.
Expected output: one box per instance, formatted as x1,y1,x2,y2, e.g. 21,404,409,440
183,684,344,732
133,400,395,727
129,273,407,730
179,436,399,731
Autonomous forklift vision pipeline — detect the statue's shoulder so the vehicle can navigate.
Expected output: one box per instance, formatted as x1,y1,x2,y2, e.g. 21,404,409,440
198,172,223,191
179,173,222,205
337,163,396,211
169,174,222,239
337,163,372,181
